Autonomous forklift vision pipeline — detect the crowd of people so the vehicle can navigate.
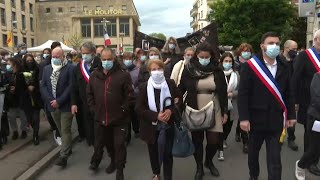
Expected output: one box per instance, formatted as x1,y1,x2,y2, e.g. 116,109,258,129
0,31,319,180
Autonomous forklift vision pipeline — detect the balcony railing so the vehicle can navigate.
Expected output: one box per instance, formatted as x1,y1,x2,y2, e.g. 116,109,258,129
190,19,197,27
190,8,198,16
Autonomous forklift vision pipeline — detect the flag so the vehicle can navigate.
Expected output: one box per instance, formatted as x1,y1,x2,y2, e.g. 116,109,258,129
7,31,13,48
104,33,111,46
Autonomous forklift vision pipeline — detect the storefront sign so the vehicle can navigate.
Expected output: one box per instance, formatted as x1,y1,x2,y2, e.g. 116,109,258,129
84,9,123,16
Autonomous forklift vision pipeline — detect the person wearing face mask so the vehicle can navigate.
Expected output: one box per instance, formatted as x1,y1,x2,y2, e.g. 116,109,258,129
136,59,182,180
71,42,101,146
138,47,163,90
179,43,228,180
238,32,296,180
234,43,254,154
170,47,195,86
22,54,43,145
14,43,28,61
87,48,134,180
216,52,240,161
40,47,74,167
135,49,147,68
5,58,30,141
292,29,320,177
279,40,299,152
122,52,140,144
162,37,183,76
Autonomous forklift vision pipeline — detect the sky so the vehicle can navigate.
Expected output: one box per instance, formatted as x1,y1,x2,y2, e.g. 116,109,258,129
133,0,194,38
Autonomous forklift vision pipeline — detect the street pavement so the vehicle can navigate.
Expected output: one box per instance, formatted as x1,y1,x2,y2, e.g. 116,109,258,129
36,122,318,180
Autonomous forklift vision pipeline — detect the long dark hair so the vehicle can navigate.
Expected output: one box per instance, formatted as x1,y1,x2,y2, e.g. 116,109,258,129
8,58,22,72
22,54,38,71
219,52,235,71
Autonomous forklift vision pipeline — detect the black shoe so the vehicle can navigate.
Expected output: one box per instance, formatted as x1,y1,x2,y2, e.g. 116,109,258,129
243,143,248,154
89,162,99,171
12,131,18,140
55,157,67,167
309,164,320,176
204,160,220,177
21,131,27,139
33,135,40,145
194,163,204,180
235,134,241,142
288,140,298,151
105,161,116,174
249,176,258,180
116,169,124,180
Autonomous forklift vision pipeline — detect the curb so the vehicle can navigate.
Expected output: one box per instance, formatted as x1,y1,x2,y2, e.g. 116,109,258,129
16,135,79,180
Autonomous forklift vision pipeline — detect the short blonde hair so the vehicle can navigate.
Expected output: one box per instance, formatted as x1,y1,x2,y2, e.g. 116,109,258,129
147,59,165,72
148,47,163,60
184,47,195,54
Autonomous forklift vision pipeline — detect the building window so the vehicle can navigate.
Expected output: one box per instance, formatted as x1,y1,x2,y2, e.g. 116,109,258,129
94,18,117,37
201,10,203,19
107,18,116,37
23,37,26,43
2,34,7,47
11,0,15,8
30,17,34,31
96,6,101,10
1,8,6,26
81,18,91,38
0,0,4,4
201,0,203,5
109,5,113,10
201,23,203,28
94,18,104,37
31,38,34,47
83,6,88,11
30,3,33,14
12,12,17,28
122,5,127,11
70,7,75,12
22,15,26,29
46,8,50,13
14,36,18,47
21,0,25,11
58,7,63,13
120,18,130,36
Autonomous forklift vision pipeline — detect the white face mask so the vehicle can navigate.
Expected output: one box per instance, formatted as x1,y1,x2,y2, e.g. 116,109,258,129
150,70,165,84
149,55,159,60
184,55,192,61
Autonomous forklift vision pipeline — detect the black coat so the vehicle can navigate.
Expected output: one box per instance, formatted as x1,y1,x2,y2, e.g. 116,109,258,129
71,57,101,106
162,52,183,78
308,72,320,119
39,55,51,82
238,53,295,132
23,65,43,109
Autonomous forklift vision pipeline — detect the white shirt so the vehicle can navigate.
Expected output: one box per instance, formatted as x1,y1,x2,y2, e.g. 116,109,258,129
264,59,277,78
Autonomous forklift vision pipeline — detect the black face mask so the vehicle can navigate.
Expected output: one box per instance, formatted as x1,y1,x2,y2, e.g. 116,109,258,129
96,53,101,58
288,50,297,60
27,62,35,70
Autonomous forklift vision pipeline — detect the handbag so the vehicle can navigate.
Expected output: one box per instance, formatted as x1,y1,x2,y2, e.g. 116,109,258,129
183,94,216,131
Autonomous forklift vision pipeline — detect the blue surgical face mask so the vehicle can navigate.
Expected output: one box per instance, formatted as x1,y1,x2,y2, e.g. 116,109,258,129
52,58,62,66
149,55,159,60
223,63,233,70
198,57,211,66
140,55,147,62
43,54,49,59
169,44,176,50
265,44,280,59
82,54,93,63
6,64,13,72
124,60,133,67
241,52,251,60
102,60,114,70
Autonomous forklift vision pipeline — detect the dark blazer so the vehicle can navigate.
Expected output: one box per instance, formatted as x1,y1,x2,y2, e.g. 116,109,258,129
178,65,228,116
238,53,295,132
71,57,101,106
308,72,320,119
136,79,182,144
40,63,74,112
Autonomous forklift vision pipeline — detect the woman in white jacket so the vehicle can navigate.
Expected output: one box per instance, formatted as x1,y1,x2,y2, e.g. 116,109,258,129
170,47,195,86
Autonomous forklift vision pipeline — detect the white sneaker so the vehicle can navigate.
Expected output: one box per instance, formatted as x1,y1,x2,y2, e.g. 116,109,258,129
223,141,228,149
53,130,62,146
217,151,224,161
295,160,305,180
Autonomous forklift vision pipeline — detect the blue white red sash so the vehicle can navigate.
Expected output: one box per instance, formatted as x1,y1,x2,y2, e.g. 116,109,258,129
306,48,320,72
247,56,287,127
80,60,90,83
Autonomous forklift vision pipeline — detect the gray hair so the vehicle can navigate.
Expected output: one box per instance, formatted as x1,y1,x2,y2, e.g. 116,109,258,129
81,41,96,53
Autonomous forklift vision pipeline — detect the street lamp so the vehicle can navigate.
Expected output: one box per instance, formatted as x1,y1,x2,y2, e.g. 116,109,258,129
119,32,125,54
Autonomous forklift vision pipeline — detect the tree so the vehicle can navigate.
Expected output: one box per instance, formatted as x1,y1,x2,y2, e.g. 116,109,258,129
68,33,84,50
149,33,167,41
209,0,296,52
290,17,307,49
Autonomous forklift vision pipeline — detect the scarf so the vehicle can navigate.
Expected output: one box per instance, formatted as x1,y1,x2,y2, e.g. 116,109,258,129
147,77,171,167
50,60,67,98
224,70,238,110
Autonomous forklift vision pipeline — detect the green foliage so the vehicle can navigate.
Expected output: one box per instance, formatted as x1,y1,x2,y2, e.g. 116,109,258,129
149,33,167,41
210,0,296,52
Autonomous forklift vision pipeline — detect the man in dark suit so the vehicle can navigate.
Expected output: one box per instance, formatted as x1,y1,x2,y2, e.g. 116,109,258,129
71,42,101,146
238,32,296,180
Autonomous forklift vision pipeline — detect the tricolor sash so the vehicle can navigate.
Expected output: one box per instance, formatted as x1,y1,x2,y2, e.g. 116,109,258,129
80,60,91,83
247,56,287,127
306,48,320,72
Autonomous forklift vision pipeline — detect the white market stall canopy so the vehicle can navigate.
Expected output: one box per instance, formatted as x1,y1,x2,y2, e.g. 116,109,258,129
27,40,74,52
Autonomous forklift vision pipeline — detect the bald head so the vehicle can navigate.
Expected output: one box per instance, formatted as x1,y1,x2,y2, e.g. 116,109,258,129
52,47,64,59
